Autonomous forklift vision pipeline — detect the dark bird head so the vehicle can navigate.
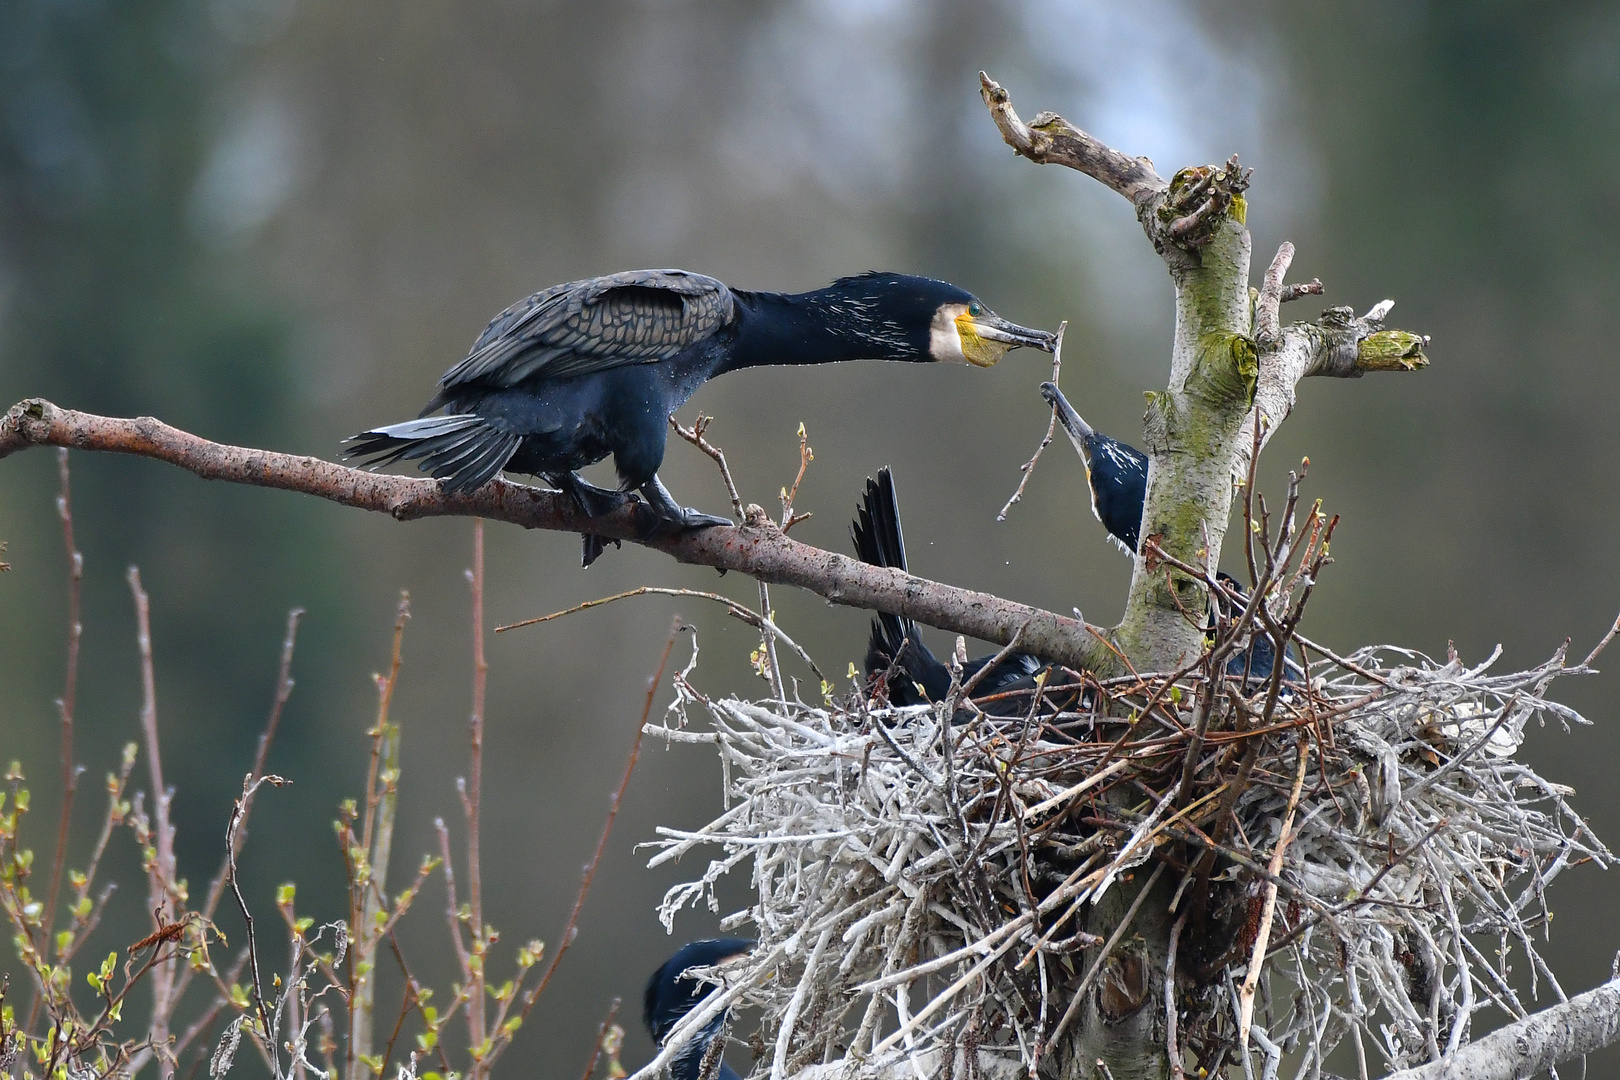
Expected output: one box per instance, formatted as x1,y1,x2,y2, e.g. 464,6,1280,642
644,938,753,1080
812,273,1057,367
1041,382,1149,554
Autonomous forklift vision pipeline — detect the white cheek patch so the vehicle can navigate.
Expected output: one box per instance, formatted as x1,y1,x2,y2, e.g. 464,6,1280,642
929,321,968,364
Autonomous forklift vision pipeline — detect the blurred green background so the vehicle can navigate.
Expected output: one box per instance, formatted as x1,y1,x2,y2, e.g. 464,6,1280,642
4,1,1619,1076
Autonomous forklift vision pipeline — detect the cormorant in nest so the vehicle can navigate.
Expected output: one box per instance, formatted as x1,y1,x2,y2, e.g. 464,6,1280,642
849,467,1050,713
644,937,753,1080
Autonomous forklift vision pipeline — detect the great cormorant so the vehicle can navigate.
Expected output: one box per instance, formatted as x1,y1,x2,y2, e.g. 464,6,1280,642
850,468,1043,709
1040,383,1302,687
1040,381,1147,555
644,938,753,1080
346,270,1055,563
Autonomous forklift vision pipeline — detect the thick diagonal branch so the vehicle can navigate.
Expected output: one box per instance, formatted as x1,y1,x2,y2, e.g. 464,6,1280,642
0,398,1115,673
1381,976,1620,1080
1240,295,1429,475
979,72,1164,205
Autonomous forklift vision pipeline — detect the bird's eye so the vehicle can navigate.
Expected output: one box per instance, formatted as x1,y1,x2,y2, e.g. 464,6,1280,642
967,303,982,317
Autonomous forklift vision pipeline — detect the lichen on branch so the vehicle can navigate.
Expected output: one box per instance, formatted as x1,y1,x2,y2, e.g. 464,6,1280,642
978,74,1429,675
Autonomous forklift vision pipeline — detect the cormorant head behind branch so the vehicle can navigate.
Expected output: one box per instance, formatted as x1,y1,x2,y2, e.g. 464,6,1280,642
644,937,753,1080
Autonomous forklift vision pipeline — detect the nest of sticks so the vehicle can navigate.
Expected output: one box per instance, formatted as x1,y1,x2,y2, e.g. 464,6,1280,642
642,478,1612,1080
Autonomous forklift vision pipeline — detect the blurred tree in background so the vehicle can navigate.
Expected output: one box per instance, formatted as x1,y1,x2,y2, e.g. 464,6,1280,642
3,3,1619,1076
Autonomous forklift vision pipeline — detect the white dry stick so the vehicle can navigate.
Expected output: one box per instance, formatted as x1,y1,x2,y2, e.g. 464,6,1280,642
1238,741,1310,1055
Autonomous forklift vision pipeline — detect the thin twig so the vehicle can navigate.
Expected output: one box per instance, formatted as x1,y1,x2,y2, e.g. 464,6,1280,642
576,998,621,1080
350,593,410,1080
756,579,785,701
207,610,304,919
127,565,182,1071
465,519,488,1065
226,773,289,1072
41,448,83,959
1580,609,1620,668
779,422,814,533
496,585,824,684
669,414,743,521
1238,741,1309,1054
1166,910,1188,1080
998,321,1066,521
515,618,679,1026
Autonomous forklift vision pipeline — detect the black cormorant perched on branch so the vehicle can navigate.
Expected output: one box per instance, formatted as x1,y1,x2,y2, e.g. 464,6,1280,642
346,269,1055,563
644,937,753,1080
851,467,1041,707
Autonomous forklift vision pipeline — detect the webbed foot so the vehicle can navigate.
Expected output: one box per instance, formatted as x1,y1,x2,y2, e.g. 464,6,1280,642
637,475,733,538
547,472,633,568
549,472,632,518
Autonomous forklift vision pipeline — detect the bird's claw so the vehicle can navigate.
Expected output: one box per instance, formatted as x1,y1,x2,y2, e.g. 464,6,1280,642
635,508,731,542
634,475,734,539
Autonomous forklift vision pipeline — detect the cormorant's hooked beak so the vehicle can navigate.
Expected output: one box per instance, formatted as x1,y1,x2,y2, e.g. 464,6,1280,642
1040,381,1096,468
972,315,1058,353
951,311,1058,367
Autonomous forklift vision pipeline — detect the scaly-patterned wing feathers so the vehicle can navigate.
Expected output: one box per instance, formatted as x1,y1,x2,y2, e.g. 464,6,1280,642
439,269,733,390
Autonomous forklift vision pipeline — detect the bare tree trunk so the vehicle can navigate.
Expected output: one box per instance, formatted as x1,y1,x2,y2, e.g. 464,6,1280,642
978,73,1427,1080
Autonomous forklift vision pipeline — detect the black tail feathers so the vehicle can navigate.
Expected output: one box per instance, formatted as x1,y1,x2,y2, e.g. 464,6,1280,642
343,414,522,494
850,468,950,703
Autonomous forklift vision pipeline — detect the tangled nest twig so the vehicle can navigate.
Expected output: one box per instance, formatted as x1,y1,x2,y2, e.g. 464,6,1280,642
635,454,1613,1080
643,638,1608,1080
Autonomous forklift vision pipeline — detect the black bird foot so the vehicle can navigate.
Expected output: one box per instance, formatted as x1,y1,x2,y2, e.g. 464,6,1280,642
580,534,622,569
637,476,733,538
549,472,632,518
547,472,634,568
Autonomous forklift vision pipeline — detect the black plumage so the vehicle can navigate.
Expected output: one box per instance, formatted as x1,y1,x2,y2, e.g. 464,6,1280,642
1212,572,1306,688
644,938,753,1080
1041,385,1302,689
347,270,1055,564
850,468,1042,708
1041,381,1147,554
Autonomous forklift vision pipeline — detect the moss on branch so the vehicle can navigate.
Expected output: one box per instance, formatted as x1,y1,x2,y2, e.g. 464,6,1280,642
1357,329,1430,371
